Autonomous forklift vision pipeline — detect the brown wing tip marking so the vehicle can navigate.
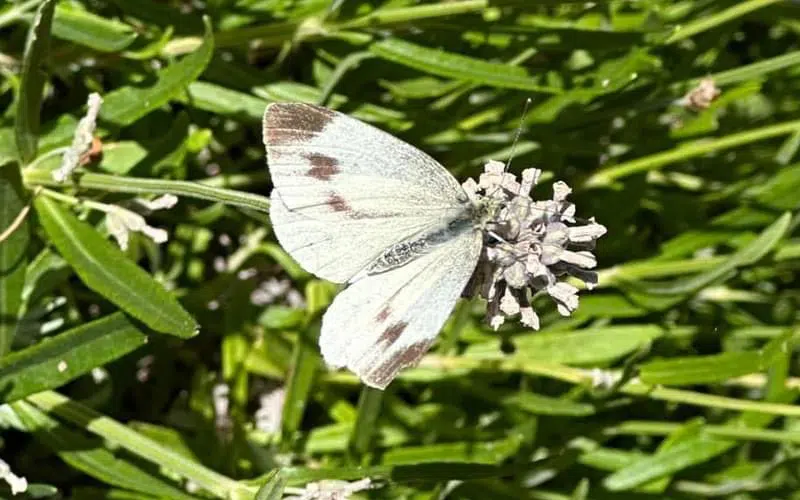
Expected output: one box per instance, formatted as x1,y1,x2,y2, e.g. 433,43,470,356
264,103,336,146
326,193,351,213
305,152,340,180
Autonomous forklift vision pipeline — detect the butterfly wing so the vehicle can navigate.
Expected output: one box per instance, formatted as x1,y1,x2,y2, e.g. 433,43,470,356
319,228,482,389
264,102,468,283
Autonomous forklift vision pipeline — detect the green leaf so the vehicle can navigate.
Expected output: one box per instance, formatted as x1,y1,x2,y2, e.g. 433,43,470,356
382,435,523,465
639,351,762,386
0,313,147,403
14,0,56,164
504,392,595,417
370,38,561,93
465,325,667,365
603,434,734,491
100,17,214,126
349,386,385,456
185,81,268,122
632,212,792,295
12,400,197,500
26,390,253,499
281,281,324,443
254,470,287,500
0,165,30,356
53,4,138,52
33,196,198,338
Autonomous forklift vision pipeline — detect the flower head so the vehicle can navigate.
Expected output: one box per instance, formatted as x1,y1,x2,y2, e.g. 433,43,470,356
463,161,607,330
678,78,721,111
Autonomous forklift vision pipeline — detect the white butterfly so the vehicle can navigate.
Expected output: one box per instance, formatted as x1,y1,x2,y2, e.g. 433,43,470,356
263,102,493,390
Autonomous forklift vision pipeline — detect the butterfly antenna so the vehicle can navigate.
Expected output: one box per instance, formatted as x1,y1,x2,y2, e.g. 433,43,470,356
504,97,532,173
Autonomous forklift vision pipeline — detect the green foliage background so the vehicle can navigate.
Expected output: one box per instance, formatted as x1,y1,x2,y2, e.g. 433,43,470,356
1,0,800,498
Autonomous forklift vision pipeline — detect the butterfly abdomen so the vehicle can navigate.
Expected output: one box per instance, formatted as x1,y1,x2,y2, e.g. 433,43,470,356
366,215,474,275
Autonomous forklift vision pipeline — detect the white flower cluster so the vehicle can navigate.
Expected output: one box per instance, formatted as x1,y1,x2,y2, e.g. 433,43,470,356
54,92,102,183
464,161,607,330
106,194,178,250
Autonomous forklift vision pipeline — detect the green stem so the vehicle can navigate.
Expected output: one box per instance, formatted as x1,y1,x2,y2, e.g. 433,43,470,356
607,420,800,445
0,0,40,28
334,0,488,30
349,386,385,458
583,119,800,188
23,169,270,213
324,357,800,418
664,0,784,45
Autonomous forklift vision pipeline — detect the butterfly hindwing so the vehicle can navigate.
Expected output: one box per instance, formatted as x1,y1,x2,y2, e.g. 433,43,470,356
319,228,482,389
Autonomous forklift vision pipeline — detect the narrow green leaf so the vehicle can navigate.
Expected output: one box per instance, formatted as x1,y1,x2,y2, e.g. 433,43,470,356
185,81,268,121
504,392,595,417
663,0,783,45
382,436,521,465
26,390,253,499
12,400,196,500
254,470,287,500
604,434,733,491
0,313,147,403
370,38,560,93
100,17,214,126
34,196,198,338
639,351,762,386
0,165,30,356
633,212,791,295
349,386,385,456
464,325,666,365
281,281,324,443
14,0,56,163
53,5,138,52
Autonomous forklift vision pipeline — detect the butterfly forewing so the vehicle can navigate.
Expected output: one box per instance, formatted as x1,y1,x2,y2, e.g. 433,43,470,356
264,103,469,283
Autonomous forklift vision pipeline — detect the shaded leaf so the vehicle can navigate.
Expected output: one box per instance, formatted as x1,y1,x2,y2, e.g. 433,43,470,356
34,196,197,338
0,165,30,356
53,4,137,52
100,17,214,126
370,38,561,93
0,313,147,403
14,0,56,163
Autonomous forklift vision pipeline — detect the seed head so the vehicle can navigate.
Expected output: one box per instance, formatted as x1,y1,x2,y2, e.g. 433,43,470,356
463,161,607,330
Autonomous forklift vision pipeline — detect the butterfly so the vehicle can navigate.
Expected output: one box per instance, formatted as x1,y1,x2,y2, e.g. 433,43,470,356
263,102,505,389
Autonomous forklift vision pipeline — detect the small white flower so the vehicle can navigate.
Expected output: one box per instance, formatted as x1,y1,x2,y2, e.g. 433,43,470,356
285,478,374,500
135,194,179,211
0,457,27,495
254,387,286,434
106,207,168,251
54,93,103,183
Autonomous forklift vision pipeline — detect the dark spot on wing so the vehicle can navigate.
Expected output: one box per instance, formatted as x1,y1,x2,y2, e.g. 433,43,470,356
264,103,335,147
326,194,351,212
366,341,432,390
378,321,407,345
305,153,340,180
376,306,392,323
